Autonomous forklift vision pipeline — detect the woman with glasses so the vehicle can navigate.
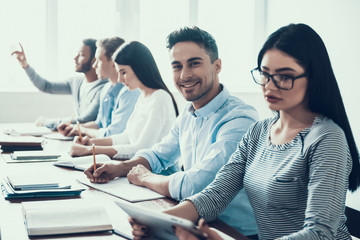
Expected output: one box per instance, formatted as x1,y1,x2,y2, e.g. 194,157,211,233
130,23,360,240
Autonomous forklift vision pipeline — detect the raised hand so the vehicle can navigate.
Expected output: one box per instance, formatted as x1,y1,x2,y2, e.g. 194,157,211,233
11,43,29,68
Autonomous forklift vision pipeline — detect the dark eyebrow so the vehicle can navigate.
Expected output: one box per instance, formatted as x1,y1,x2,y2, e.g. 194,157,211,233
171,57,203,65
171,60,181,65
187,57,203,63
261,66,296,73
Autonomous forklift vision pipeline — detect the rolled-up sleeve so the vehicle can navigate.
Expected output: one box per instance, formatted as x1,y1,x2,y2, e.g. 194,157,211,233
135,117,181,173
169,116,254,201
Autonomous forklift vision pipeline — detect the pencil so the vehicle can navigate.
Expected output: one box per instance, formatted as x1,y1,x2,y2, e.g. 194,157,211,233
66,115,75,127
92,143,96,172
77,120,82,141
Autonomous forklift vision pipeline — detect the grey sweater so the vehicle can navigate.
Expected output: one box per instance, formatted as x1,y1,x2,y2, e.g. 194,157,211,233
25,66,107,129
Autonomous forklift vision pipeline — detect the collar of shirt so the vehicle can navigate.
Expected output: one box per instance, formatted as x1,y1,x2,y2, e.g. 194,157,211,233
187,84,228,118
107,83,124,98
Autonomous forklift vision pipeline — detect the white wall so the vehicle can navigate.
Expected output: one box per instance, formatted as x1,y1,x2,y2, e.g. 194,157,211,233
0,92,73,123
0,90,272,123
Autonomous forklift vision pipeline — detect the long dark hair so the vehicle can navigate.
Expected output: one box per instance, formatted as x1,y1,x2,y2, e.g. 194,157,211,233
257,23,360,191
114,41,178,116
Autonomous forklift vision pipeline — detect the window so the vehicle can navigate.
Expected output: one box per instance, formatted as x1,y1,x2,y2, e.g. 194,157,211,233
197,0,257,92
0,0,47,91
266,0,360,145
57,0,117,79
139,0,189,92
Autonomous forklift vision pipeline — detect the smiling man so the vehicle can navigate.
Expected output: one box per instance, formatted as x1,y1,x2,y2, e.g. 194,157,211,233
84,27,259,238
11,39,107,130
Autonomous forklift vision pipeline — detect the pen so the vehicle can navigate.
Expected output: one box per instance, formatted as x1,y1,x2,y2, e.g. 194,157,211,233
92,143,96,172
77,120,82,142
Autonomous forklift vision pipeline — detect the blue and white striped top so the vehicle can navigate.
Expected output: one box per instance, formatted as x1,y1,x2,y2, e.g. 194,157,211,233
187,115,352,239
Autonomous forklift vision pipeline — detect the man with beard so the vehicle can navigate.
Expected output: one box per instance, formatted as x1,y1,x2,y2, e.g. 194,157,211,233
84,27,259,238
57,37,140,138
11,39,107,130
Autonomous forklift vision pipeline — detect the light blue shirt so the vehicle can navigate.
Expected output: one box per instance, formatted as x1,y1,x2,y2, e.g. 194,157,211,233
96,84,140,137
135,86,259,235
95,82,123,128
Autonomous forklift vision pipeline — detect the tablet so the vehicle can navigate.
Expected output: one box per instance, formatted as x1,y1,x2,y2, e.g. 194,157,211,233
115,201,206,240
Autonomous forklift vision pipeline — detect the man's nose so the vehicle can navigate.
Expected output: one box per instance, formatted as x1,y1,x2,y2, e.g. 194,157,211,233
180,67,192,80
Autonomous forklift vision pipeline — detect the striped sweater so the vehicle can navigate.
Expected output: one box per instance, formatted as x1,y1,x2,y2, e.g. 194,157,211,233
188,115,352,239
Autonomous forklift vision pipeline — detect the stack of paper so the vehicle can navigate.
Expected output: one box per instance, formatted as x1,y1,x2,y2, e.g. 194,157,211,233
22,199,113,236
1,174,85,199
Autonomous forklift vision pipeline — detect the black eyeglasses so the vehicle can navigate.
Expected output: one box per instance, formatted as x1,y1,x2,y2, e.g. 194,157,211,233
251,68,307,90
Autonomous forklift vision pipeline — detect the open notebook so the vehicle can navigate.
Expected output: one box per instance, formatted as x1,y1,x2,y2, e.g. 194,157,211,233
54,154,112,171
77,176,165,203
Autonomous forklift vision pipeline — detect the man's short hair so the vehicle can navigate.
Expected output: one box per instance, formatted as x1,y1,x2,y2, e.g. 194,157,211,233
166,26,218,63
97,37,125,60
83,38,97,60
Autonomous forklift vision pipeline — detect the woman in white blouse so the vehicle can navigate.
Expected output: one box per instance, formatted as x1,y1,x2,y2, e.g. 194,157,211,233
70,41,178,159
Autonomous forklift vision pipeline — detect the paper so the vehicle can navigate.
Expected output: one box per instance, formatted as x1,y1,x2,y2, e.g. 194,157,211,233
43,133,74,141
3,126,52,137
54,154,112,171
77,176,165,202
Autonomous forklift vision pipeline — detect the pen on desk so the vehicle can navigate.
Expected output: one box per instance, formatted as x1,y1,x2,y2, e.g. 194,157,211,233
77,120,83,142
92,143,96,172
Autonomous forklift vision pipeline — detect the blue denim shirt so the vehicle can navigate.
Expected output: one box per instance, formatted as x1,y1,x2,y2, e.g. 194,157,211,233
135,86,259,235
96,83,140,137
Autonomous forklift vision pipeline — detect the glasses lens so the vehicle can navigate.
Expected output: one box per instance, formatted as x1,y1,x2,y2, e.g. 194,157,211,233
252,69,266,85
272,75,292,90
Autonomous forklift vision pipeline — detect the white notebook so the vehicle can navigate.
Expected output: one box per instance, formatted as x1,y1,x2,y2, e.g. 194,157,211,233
6,173,70,191
4,126,52,137
54,154,112,171
22,199,113,236
77,176,165,202
10,150,62,160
